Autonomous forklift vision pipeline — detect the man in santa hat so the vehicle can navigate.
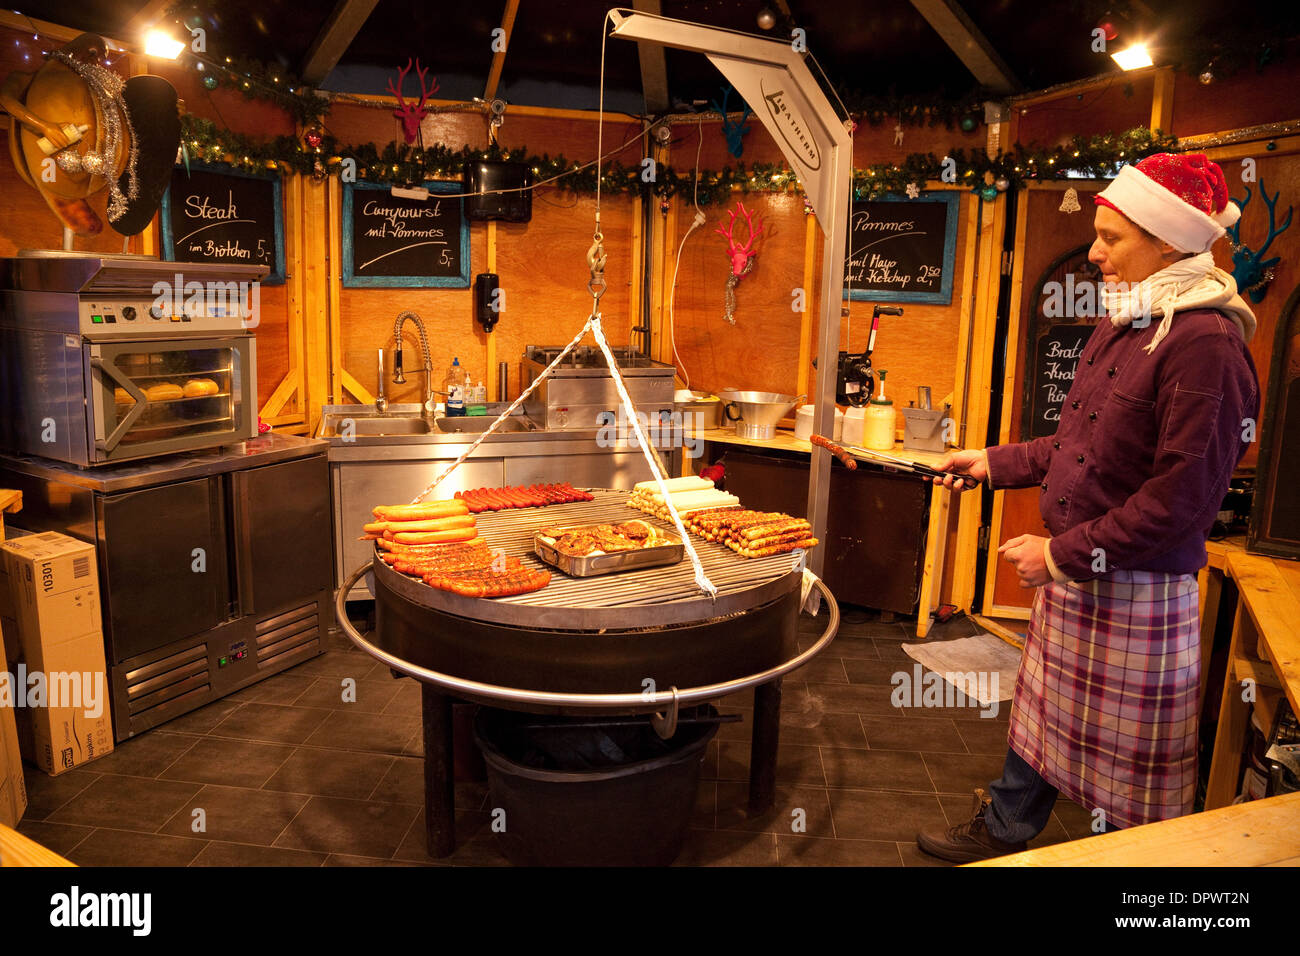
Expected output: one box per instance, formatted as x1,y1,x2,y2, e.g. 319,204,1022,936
917,152,1259,861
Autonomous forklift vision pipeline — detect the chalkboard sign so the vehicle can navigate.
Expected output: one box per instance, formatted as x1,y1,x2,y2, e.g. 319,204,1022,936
342,181,469,287
844,192,958,305
1022,244,1103,440
1027,325,1091,438
160,166,284,284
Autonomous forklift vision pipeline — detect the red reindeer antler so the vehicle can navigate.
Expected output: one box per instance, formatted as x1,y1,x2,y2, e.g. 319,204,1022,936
716,202,764,276
387,58,439,145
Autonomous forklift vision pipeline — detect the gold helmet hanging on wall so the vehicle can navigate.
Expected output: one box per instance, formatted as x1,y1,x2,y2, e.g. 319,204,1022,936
0,32,181,238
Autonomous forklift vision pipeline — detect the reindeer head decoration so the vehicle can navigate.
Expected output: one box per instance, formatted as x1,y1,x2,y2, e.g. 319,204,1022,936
1226,181,1293,303
387,58,438,145
717,201,764,276
715,201,764,325
709,86,753,160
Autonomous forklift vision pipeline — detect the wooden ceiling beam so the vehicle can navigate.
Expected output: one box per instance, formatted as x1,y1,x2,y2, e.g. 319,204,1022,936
301,0,382,87
907,0,1019,94
632,0,669,113
484,0,521,102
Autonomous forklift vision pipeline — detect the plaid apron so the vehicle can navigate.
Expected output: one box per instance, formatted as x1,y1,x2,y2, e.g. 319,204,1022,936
1008,570,1200,830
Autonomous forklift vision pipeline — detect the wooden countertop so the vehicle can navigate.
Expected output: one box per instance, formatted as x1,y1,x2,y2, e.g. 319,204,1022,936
1205,534,1247,570
0,490,20,516
692,427,951,470
1227,550,1300,717
0,822,75,867
968,791,1300,867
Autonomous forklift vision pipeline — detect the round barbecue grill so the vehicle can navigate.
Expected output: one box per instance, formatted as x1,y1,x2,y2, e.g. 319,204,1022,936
334,489,840,858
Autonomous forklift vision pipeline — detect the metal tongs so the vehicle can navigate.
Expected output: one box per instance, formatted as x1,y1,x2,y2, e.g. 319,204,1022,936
809,434,982,489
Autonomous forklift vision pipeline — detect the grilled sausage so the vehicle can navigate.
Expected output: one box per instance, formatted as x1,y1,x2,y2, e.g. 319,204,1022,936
810,434,858,470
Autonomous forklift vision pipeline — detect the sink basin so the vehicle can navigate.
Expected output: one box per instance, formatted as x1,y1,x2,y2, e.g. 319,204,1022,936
321,415,433,436
436,416,534,433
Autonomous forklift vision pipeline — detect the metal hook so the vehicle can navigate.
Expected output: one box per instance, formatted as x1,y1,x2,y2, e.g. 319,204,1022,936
651,685,680,739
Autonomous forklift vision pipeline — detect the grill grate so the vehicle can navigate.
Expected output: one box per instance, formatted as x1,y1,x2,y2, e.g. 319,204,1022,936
437,490,803,611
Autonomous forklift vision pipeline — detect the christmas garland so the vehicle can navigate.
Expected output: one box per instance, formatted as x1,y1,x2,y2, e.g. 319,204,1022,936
193,55,327,127
179,113,1177,202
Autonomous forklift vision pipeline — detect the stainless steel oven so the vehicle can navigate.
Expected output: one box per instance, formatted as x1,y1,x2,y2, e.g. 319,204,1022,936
0,253,264,466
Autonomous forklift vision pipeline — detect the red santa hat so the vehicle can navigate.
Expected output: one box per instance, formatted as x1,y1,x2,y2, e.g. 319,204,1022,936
1095,152,1240,254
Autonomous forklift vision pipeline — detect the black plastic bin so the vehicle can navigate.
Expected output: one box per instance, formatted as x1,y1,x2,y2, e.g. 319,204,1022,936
473,705,720,866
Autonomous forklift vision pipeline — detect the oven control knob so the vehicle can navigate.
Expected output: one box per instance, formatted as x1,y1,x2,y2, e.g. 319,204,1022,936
149,304,164,320
121,306,136,321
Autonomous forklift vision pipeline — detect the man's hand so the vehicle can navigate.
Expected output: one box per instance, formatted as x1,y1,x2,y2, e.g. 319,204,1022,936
998,534,1052,588
931,449,987,491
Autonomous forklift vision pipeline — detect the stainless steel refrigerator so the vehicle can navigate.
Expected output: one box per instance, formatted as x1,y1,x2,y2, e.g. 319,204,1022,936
0,436,332,741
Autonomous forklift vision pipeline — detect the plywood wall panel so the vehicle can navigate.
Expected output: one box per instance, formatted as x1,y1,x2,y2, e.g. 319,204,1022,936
1015,74,1154,146
337,193,637,406
1221,152,1300,469
774,192,972,416
251,282,289,406
1171,56,1300,139
666,190,808,394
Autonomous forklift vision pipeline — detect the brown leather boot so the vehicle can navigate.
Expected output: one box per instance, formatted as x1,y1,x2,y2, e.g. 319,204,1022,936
916,788,1028,863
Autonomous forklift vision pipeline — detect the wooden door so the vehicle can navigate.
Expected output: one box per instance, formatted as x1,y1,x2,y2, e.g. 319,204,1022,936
983,183,1106,617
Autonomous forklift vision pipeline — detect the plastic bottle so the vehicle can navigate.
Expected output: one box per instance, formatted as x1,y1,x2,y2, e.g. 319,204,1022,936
468,380,488,416
445,357,466,416
862,369,896,450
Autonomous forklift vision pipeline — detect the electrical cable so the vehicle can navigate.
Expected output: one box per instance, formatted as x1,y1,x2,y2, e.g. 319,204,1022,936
668,115,706,390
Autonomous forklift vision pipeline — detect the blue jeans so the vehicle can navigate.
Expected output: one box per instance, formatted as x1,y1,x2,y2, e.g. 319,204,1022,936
985,747,1122,844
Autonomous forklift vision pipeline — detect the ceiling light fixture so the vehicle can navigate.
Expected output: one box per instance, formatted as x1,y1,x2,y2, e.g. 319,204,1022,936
143,29,185,59
1111,43,1153,71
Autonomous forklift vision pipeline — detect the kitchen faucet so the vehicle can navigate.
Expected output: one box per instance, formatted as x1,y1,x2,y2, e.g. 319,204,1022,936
392,310,438,420
375,348,388,413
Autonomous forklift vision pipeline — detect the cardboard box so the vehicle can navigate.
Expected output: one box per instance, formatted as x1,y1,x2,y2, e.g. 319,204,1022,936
0,660,26,827
1,532,113,776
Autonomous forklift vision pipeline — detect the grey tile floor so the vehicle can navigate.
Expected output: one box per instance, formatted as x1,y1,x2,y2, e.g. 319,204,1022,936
16,607,1095,866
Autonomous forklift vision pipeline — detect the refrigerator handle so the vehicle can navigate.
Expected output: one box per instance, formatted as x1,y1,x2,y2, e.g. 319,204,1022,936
90,355,148,453
230,472,256,616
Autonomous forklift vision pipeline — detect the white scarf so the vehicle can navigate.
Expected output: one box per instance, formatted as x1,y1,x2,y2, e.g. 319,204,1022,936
1100,251,1257,353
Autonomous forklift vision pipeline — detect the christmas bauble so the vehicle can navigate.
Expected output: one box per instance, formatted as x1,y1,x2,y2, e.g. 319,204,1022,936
756,6,776,30
1198,69,1214,85
960,115,977,132
305,128,323,149
202,73,218,90
994,176,1010,192
980,185,997,201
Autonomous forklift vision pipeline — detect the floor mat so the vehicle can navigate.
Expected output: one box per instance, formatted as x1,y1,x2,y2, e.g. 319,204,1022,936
900,633,1023,707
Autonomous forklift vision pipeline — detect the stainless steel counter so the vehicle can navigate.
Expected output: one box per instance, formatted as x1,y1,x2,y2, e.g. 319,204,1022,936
0,433,327,494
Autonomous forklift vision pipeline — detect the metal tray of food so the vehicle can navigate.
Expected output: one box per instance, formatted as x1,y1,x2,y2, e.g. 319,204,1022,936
533,521,684,577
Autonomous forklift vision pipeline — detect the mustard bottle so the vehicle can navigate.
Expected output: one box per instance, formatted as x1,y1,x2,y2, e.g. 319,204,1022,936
862,369,896,450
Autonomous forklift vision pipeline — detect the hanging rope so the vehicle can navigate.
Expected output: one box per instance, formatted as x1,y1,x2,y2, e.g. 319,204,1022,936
406,318,594,504
588,314,716,598
406,9,717,598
